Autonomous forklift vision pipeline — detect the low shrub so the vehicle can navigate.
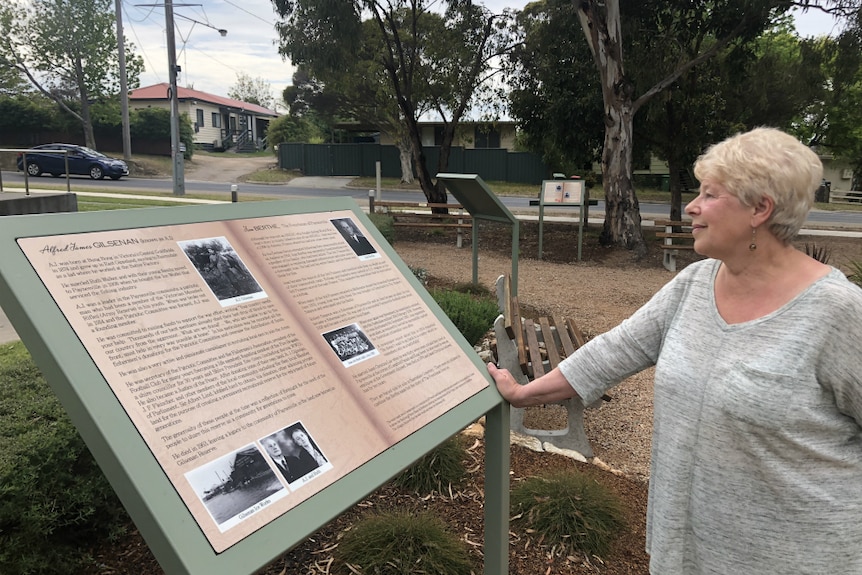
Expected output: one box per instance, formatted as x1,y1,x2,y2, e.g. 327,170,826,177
0,342,128,575
510,470,625,558
392,436,465,494
367,212,395,244
335,510,473,575
848,260,862,287
429,287,499,346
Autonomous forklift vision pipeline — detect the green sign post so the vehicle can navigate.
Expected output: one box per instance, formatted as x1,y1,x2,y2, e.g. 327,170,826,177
436,173,520,296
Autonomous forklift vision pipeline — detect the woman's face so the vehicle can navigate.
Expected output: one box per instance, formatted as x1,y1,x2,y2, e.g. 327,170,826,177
685,179,753,259
292,430,311,450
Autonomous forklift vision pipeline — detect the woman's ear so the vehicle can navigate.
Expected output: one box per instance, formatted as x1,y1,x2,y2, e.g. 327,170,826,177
751,195,774,227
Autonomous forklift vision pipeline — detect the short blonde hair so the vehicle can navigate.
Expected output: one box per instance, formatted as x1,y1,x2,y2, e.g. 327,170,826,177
693,127,823,243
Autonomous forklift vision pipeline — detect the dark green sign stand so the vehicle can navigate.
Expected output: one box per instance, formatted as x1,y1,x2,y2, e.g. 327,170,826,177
0,198,510,575
436,173,520,296
536,179,596,261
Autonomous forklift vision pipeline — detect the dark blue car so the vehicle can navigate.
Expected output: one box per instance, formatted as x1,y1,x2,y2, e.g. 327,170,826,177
16,144,129,180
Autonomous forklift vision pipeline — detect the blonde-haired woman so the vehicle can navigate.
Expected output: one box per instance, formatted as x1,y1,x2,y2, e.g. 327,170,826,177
489,127,862,574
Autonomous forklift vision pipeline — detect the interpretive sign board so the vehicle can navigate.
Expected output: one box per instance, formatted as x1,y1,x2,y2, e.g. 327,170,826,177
0,198,508,575
537,179,592,261
541,179,584,204
435,173,520,295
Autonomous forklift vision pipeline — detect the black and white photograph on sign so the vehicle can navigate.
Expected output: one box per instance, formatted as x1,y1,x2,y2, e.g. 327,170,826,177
184,443,289,533
260,423,332,490
179,237,267,306
331,217,379,259
322,323,379,367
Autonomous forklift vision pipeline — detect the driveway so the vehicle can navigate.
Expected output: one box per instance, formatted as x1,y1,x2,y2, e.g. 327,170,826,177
184,153,276,183
183,154,353,189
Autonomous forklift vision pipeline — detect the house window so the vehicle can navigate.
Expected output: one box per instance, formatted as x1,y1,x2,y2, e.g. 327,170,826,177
474,126,501,148
211,113,222,128
195,108,204,129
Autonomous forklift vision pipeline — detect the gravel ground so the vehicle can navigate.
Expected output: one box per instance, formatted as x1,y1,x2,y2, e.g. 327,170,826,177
394,238,665,481
392,221,862,482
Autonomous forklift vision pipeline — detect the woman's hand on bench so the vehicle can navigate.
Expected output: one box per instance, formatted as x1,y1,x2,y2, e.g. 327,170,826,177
487,363,579,408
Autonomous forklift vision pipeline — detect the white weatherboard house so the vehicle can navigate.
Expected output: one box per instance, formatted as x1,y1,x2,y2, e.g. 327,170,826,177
129,84,279,152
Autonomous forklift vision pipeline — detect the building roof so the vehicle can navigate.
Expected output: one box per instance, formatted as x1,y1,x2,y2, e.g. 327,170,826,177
129,83,279,117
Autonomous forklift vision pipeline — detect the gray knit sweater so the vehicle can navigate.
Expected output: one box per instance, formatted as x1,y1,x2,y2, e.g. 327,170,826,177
560,258,862,574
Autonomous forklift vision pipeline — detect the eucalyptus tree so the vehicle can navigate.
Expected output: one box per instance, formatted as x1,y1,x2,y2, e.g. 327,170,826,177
507,0,605,178
0,0,144,149
568,0,858,254
228,73,276,110
795,22,862,188
273,0,516,204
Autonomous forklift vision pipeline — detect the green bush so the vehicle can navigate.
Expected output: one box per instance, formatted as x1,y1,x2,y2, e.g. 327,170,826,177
429,287,499,346
510,471,625,558
392,436,465,494
848,260,862,287
367,212,395,245
335,510,473,575
0,342,128,575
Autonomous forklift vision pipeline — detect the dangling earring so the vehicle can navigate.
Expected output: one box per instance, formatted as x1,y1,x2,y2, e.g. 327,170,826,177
749,227,757,251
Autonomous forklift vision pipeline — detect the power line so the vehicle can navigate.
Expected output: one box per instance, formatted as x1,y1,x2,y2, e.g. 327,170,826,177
122,1,162,84
218,0,274,25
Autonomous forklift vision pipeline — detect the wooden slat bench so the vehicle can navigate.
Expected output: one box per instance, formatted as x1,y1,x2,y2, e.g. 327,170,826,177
655,219,694,272
371,200,472,246
829,190,862,204
492,273,609,458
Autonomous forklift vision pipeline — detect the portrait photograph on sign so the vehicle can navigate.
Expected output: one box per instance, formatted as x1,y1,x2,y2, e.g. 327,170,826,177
260,421,332,490
179,236,266,306
331,217,380,260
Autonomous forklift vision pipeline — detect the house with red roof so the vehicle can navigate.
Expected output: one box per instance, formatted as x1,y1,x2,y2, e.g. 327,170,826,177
129,84,279,152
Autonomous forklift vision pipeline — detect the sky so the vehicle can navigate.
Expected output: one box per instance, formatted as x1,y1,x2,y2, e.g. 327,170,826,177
125,1,846,112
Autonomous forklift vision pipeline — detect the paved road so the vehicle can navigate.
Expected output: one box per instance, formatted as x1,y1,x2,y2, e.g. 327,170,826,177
3,170,862,228
2,173,861,345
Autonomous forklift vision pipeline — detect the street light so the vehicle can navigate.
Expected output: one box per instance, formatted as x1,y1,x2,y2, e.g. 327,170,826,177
138,2,226,196
174,12,227,37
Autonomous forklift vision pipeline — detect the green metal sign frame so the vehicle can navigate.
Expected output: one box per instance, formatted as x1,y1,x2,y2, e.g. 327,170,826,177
436,173,520,296
0,197,510,575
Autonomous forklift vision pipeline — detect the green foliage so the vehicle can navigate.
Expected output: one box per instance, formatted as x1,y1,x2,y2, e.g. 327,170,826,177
804,243,831,264
127,107,193,158
847,260,862,287
409,266,429,286
334,510,473,575
0,342,128,575
511,471,625,558
429,286,498,346
179,112,195,160
366,212,395,244
392,436,465,494
267,113,325,147
228,72,275,110
130,107,171,140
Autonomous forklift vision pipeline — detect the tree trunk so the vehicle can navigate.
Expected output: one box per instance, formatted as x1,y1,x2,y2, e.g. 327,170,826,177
667,155,684,223
578,1,646,255
601,101,646,256
396,136,414,184
75,61,97,149
408,128,446,204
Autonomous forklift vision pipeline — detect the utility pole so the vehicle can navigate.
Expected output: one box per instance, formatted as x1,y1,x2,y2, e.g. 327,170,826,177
164,0,185,195
115,0,132,161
